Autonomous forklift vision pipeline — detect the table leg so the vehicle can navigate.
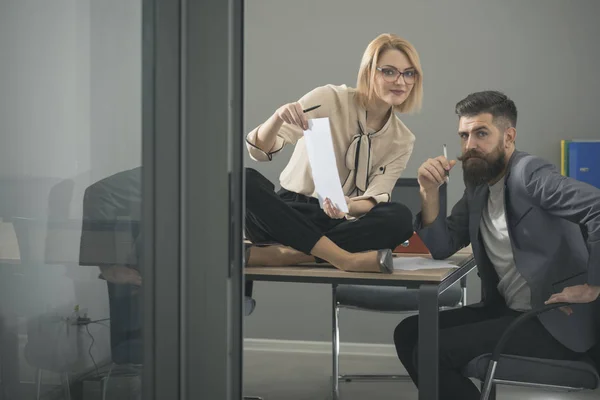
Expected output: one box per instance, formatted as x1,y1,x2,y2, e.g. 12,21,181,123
332,284,339,400
418,284,439,400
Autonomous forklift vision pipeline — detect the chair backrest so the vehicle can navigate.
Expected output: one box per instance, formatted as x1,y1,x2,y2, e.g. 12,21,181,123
390,178,447,221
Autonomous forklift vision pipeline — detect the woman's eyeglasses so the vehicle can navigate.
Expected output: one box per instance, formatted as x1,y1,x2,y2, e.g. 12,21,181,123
376,66,417,85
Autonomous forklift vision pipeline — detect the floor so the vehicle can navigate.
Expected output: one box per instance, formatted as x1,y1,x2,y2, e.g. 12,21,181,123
244,349,600,400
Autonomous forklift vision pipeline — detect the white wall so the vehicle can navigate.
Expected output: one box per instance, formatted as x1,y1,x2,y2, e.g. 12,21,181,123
244,0,600,344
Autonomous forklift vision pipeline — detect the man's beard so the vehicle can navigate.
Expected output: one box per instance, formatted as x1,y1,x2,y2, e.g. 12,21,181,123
458,144,506,186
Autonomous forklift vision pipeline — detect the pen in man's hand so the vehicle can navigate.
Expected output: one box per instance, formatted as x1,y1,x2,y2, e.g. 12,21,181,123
303,105,321,113
443,144,450,182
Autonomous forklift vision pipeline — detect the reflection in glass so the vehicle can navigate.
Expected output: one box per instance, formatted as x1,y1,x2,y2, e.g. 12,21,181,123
80,167,143,399
0,1,143,399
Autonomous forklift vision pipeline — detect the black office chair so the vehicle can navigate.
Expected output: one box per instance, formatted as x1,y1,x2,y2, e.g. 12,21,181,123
465,302,600,400
333,180,467,392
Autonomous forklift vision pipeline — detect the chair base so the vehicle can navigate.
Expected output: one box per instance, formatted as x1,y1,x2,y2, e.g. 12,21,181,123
481,381,497,400
339,373,412,382
493,379,586,392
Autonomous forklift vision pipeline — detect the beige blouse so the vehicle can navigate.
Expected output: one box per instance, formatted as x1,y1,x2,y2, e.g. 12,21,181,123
246,84,415,204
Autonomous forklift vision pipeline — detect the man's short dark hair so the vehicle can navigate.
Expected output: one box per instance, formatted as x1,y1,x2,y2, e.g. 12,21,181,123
455,91,517,129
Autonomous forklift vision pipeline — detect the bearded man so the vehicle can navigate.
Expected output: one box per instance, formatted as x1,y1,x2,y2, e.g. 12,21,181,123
393,90,600,400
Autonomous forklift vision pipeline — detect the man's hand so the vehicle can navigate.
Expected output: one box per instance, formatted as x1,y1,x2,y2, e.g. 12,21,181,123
99,265,142,286
417,156,457,192
545,284,600,315
418,156,456,226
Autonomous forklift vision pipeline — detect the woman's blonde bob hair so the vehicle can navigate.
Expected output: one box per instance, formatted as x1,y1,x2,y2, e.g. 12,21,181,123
356,33,423,113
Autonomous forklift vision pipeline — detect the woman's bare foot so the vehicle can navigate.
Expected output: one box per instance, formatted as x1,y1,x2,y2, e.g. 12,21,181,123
247,245,315,266
310,237,386,273
246,238,390,273
340,250,384,273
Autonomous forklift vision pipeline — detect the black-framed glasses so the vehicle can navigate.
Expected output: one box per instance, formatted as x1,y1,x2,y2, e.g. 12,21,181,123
376,66,417,84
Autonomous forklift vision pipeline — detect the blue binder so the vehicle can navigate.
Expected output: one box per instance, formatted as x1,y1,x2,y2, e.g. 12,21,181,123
568,141,600,189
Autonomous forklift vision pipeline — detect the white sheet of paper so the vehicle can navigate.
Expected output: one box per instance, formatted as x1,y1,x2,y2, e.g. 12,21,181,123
303,117,349,213
393,257,458,271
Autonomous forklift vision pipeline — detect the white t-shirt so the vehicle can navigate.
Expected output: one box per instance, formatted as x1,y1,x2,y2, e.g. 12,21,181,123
479,176,532,311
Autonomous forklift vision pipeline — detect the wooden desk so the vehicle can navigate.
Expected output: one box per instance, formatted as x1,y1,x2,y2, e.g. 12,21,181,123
246,251,471,286
245,250,476,400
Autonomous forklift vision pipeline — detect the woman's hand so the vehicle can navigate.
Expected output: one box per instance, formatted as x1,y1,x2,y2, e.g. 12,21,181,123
323,197,350,219
275,102,308,130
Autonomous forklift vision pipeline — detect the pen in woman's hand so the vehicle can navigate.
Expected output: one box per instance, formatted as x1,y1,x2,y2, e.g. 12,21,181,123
303,105,321,113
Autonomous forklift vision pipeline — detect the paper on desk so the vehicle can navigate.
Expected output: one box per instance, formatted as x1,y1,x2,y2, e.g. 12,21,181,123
303,117,349,213
393,257,458,271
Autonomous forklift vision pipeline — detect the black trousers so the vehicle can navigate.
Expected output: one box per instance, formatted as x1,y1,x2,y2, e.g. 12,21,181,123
394,303,581,400
245,167,414,255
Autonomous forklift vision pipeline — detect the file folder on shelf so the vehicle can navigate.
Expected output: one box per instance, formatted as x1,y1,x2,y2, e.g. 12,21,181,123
560,139,571,176
568,141,600,189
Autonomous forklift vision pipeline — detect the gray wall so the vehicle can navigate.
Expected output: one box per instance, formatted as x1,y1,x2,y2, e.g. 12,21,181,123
244,0,600,344
0,0,141,379
90,0,142,183
0,0,90,177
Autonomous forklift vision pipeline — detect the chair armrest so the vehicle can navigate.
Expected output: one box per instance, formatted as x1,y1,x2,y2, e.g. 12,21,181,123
480,302,571,400
491,302,571,362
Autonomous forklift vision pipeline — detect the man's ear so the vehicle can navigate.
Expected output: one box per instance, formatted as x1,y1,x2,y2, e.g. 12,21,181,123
504,127,517,147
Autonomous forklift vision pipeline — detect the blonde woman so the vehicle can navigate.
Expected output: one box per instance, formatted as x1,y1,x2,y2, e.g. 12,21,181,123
245,33,423,273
